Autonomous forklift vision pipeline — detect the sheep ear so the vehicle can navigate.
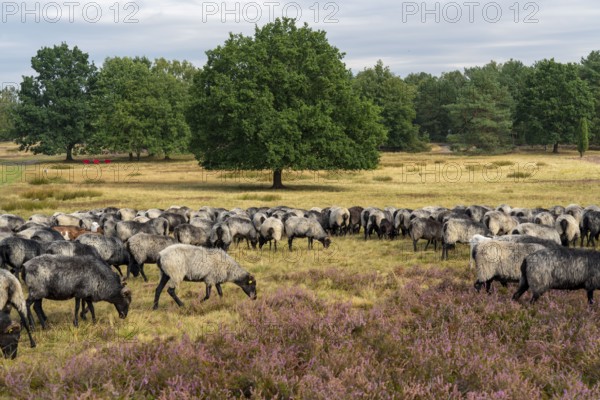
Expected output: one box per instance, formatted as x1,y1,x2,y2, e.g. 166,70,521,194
121,286,131,296
121,280,128,286
4,321,21,334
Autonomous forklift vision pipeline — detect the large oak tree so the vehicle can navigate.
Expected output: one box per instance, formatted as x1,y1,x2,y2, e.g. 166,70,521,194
187,18,386,188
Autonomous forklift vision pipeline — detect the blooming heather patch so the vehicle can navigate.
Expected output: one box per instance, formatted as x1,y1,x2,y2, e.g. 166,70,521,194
3,267,600,398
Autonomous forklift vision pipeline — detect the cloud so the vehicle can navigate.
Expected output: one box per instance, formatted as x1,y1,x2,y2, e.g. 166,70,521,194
1,0,599,85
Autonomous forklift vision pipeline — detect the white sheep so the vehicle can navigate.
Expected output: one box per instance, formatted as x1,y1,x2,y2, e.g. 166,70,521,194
0,269,35,348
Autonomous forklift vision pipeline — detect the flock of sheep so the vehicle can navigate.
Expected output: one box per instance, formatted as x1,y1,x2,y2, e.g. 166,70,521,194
0,202,599,358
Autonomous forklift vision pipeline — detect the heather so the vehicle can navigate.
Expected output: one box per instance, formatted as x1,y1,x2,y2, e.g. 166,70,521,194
3,266,600,399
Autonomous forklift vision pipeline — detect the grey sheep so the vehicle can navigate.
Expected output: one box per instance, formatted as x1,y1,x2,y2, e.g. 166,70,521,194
51,213,83,228
496,204,512,214
209,222,233,251
284,216,331,250
483,211,519,236
0,269,35,348
45,241,102,259
442,219,491,260
0,237,46,273
555,214,580,247
408,217,442,251
259,217,285,251
24,255,132,328
511,223,561,244
512,247,600,305
144,209,164,219
174,223,210,247
348,206,364,234
510,208,534,222
153,244,257,309
0,214,25,231
329,207,350,236
75,234,133,277
533,212,555,227
465,205,491,223
28,214,51,225
472,241,549,293
581,211,600,246
117,208,137,221
116,217,169,242
549,205,565,218
126,232,177,282
226,217,259,248
160,212,187,233
252,212,268,231
190,217,215,230
365,209,386,240
17,227,64,242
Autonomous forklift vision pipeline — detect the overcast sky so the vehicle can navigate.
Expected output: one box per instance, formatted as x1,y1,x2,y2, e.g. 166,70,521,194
1,0,599,87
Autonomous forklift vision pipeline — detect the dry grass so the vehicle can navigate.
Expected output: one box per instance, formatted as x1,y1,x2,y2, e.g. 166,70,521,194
2,141,600,396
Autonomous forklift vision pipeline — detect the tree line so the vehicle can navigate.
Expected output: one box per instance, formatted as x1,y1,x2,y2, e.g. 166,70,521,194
0,19,598,187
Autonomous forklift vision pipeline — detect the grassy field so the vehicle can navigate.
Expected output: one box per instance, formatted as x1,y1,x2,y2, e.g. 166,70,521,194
2,142,600,398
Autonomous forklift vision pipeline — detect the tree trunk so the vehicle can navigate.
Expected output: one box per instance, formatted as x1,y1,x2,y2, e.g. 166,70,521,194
553,142,559,153
271,169,285,189
136,151,140,161
164,155,171,161
65,145,74,161
129,152,133,161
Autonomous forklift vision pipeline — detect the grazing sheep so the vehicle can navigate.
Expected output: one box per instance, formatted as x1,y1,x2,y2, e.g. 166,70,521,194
145,209,164,219
24,255,132,328
45,241,102,259
0,215,25,231
395,208,413,237
0,237,46,273
533,212,555,227
510,208,533,222
472,241,549,293
512,247,600,304
117,208,137,221
0,228,13,241
496,204,512,214
581,211,600,247
51,213,83,228
408,217,442,251
209,222,233,251
226,217,259,249
174,224,210,247
252,212,268,231
28,214,51,225
365,209,386,240
511,223,561,245
284,216,331,250
126,233,177,282
259,217,285,251
555,214,580,247
377,219,396,240
160,212,186,233
329,207,350,236
348,206,364,234
0,269,35,348
565,204,585,227
75,234,132,277
116,217,168,242
469,234,493,269
17,227,65,242
483,211,519,236
0,310,21,359
442,219,491,260
549,205,565,218
466,205,491,223
51,225,103,241
153,244,257,309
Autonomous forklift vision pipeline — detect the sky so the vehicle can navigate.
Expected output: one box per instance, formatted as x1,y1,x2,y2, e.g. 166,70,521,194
1,0,600,87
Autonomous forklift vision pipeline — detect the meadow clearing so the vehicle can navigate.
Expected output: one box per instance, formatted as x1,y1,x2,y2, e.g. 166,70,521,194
2,142,600,398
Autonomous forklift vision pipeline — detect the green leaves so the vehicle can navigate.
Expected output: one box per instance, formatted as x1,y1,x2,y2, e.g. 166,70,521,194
188,18,386,185
13,43,97,160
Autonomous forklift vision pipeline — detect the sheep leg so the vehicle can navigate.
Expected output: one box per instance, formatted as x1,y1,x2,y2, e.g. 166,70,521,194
85,299,96,324
587,290,594,305
201,284,212,302
153,273,170,310
485,281,492,294
288,237,294,251
216,284,223,297
167,288,184,307
433,239,438,251
26,298,36,330
474,281,483,293
33,300,47,330
274,240,277,252
73,298,80,327
413,239,418,252
308,237,313,250
512,282,529,301
139,264,148,282
15,307,36,348
424,239,431,251
529,293,541,304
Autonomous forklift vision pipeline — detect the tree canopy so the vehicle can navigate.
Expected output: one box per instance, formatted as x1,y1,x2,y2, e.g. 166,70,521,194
354,60,427,151
12,43,97,161
187,18,386,188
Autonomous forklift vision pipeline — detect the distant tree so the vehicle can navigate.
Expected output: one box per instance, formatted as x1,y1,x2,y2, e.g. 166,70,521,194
445,63,513,152
188,18,386,189
577,117,589,158
92,57,192,160
516,59,594,153
498,59,531,143
580,51,600,144
0,86,18,141
406,70,466,142
354,60,427,151
12,43,97,161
